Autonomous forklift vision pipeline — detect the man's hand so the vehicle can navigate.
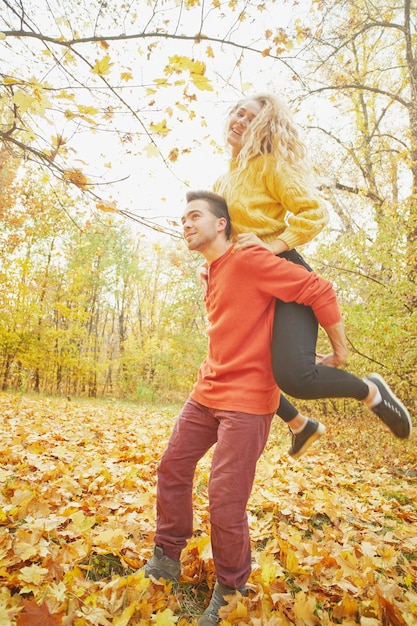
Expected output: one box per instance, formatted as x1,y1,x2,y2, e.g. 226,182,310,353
320,321,348,368
316,352,347,368
197,262,209,296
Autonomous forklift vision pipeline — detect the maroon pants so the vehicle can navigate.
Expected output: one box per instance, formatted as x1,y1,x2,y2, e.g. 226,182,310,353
155,397,274,588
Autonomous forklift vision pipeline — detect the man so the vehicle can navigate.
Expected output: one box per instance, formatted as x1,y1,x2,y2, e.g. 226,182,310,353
143,191,411,625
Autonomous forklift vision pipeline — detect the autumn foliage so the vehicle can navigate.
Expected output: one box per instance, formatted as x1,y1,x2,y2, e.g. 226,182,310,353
0,393,416,625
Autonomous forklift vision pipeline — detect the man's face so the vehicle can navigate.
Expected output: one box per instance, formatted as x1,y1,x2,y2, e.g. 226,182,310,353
181,199,222,252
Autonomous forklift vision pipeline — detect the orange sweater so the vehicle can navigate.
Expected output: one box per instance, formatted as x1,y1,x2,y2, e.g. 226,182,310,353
213,154,329,250
191,246,342,414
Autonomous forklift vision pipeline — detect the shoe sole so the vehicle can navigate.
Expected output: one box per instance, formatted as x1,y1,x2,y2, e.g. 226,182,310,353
369,373,412,439
289,422,326,459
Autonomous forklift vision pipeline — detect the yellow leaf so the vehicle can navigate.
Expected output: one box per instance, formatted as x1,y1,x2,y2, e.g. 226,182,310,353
293,591,317,626
188,59,206,75
285,548,300,574
168,148,179,162
12,91,36,113
190,74,213,91
32,93,52,116
166,54,192,73
67,511,97,534
63,169,90,190
332,593,359,619
219,596,247,621
19,564,49,585
58,89,76,100
144,143,160,158
153,608,178,624
149,119,170,136
4,77,20,85
121,72,133,82
112,602,136,626
94,528,126,551
77,104,99,116
91,54,113,76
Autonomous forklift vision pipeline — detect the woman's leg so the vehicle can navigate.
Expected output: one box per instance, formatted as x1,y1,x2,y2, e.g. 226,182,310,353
276,393,299,421
275,250,320,425
272,250,411,445
273,249,369,404
272,297,412,442
272,298,369,401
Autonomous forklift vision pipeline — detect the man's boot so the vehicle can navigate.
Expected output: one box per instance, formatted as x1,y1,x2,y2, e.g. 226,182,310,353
198,580,247,625
142,545,181,581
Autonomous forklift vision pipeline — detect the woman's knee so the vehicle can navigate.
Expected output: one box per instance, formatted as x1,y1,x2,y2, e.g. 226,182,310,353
273,366,318,399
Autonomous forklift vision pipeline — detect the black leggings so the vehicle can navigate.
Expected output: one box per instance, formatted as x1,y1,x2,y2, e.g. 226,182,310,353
274,250,369,422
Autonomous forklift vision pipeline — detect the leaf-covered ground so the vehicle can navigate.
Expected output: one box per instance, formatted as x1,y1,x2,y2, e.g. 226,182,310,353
0,393,416,625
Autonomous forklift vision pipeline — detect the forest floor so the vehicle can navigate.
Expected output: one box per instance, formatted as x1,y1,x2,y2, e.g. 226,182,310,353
0,392,416,625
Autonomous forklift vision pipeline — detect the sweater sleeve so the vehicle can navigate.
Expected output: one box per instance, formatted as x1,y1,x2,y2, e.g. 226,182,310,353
265,162,329,250
241,247,342,328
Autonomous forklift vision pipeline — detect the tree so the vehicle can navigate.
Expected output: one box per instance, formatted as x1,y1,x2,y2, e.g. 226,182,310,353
1,0,415,401
0,164,207,399
0,0,301,233
298,0,416,293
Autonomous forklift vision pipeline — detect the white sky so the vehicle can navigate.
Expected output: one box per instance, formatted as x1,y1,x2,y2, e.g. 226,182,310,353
1,0,341,238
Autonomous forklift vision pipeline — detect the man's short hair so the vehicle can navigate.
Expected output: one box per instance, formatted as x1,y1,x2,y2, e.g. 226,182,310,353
186,190,231,240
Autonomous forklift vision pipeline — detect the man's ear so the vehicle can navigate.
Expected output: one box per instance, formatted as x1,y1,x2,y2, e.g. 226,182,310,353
217,217,227,234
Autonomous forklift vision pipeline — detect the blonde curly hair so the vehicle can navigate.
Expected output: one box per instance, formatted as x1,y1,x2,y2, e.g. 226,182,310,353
226,93,314,179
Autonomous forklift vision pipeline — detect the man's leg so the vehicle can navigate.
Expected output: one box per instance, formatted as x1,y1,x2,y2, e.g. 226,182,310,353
208,409,274,589
154,398,219,560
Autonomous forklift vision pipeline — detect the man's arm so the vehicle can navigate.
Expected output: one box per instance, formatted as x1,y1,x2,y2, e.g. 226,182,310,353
317,320,349,368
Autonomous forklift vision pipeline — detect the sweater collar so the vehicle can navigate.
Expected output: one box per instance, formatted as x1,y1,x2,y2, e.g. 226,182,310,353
208,243,235,269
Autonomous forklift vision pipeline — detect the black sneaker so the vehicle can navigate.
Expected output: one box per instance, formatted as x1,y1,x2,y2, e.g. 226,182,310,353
142,545,181,581
198,581,247,626
366,373,412,439
288,418,325,458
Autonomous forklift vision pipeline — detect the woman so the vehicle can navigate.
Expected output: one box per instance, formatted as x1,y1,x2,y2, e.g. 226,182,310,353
209,93,411,457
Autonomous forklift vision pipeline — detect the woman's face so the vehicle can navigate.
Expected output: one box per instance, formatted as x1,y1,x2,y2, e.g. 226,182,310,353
226,99,263,157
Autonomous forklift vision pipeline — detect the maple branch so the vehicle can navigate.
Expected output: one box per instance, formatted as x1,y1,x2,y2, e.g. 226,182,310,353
0,131,183,239
65,43,186,186
307,83,411,110
314,261,386,287
316,261,414,315
327,181,384,206
1,29,302,73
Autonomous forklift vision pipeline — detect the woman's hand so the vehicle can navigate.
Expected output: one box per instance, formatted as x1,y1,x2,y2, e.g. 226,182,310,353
234,233,289,255
234,232,274,252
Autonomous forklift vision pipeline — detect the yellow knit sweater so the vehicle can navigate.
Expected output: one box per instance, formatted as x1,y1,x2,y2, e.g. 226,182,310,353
213,153,329,250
